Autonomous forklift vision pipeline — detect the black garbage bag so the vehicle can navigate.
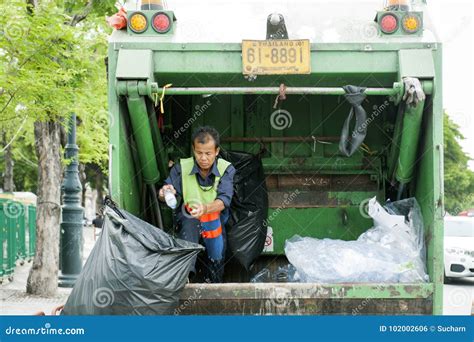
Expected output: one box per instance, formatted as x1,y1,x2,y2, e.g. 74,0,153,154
62,202,204,315
220,150,268,270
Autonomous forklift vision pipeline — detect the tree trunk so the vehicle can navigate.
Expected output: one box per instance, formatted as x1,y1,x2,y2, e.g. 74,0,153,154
2,131,15,192
27,121,62,296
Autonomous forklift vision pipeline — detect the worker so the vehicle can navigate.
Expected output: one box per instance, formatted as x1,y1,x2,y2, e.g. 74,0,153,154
158,126,235,283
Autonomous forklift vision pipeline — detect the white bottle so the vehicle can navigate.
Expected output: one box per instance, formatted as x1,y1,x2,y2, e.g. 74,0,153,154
164,189,177,209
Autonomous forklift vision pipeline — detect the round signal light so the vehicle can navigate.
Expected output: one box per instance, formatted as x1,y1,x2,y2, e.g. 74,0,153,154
129,12,148,33
380,13,399,34
402,14,421,33
152,12,171,33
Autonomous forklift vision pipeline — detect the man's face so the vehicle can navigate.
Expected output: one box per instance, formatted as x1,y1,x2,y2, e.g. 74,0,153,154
193,138,219,171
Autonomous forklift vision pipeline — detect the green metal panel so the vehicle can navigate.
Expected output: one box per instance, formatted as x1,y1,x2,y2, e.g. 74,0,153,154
0,200,5,277
27,205,36,259
16,203,26,260
266,206,375,255
116,49,154,80
108,46,142,215
6,203,16,277
413,46,444,315
399,49,435,78
396,100,426,183
125,83,160,184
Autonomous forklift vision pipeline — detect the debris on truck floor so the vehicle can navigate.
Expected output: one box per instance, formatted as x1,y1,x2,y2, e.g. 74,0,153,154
250,264,299,283
285,197,429,283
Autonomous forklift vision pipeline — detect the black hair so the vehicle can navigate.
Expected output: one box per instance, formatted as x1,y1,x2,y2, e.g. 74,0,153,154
191,126,220,148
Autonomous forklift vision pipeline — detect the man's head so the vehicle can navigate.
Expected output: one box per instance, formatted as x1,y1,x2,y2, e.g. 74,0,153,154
191,126,220,171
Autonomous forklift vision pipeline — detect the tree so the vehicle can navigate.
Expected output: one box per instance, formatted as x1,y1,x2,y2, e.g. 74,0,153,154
0,0,111,295
443,113,474,214
1,130,16,192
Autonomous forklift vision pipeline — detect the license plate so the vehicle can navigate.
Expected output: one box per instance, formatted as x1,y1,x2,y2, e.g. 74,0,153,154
242,39,311,75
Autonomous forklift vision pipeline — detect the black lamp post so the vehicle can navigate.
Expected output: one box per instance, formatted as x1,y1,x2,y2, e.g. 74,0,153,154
58,113,84,287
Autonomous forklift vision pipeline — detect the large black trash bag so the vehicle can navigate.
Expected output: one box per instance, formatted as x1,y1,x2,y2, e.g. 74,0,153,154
220,150,268,270
62,202,204,315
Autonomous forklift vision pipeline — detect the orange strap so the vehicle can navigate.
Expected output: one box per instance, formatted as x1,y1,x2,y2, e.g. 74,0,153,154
201,226,222,239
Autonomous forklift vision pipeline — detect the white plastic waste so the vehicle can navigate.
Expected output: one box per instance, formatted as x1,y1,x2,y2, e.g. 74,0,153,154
164,189,177,209
284,197,429,283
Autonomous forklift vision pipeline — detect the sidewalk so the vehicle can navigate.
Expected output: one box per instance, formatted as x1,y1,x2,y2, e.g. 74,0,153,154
1,226,98,315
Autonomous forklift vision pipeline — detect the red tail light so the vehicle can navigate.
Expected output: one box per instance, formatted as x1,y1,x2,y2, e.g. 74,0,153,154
152,12,171,33
380,13,398,34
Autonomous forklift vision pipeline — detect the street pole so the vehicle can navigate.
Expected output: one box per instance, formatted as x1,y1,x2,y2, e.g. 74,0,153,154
58,113,84,287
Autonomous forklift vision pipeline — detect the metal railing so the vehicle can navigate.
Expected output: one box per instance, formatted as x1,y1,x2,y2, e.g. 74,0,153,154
0,199,36,283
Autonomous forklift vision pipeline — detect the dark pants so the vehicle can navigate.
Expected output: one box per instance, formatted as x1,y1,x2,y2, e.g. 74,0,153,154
177,211,227,283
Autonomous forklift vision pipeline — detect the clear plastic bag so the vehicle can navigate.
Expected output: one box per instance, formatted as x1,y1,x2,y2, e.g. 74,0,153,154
250,264,299,283
284,197,428,283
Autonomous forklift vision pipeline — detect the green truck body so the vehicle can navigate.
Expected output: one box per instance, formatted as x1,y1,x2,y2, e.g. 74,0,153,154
107,0,443,314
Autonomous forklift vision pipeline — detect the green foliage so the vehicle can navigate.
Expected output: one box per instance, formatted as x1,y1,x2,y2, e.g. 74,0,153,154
443,113,474,214
0,0,114,192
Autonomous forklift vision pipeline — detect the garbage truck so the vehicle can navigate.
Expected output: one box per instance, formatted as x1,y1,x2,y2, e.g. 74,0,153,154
107,0,443,314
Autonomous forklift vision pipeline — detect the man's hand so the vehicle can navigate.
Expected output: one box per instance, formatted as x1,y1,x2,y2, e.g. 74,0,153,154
158,184,176,201
190,203,207,219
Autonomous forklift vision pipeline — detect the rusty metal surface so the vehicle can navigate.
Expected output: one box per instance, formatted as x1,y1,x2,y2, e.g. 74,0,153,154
180,283,434,300
265,174,378,191
221,136,339,143
177,283,434,315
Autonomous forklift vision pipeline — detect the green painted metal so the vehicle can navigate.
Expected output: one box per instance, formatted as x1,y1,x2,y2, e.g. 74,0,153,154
266,207,375,255
413,46,444,315
116,49,154,79
59,114,85,287
0,199,5,277
16,204,26,260
0,199,36,281
108,46,142,215
396,100,425,183
5,202,17,278
182,282,434,300
399,50,435,79
107,0,443,314
27,205,36,259
158,84,403,96
125,81,160,184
